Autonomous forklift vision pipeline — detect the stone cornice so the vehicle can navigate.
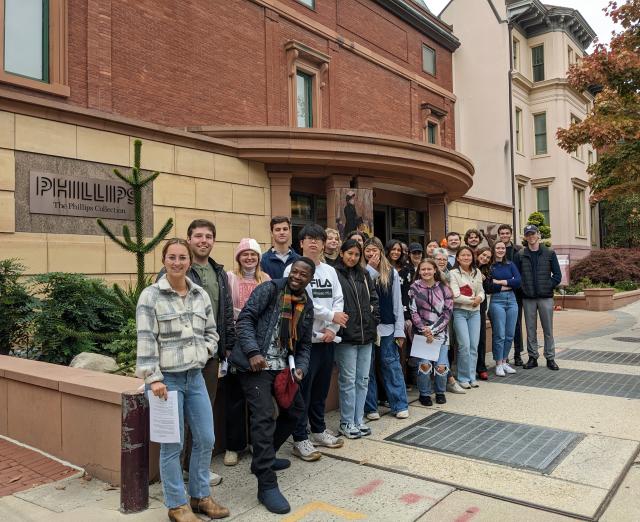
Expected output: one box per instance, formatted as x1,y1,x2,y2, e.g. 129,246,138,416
373,0,460,51
191,126,474,200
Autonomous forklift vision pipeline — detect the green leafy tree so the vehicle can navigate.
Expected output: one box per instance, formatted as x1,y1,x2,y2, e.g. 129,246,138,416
600,194,640,247
557,0,640,201
0,259,36,355
97,139,173,318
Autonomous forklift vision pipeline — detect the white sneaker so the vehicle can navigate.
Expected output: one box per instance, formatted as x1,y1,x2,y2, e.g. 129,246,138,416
496,364,506,377
459,382,472,389
223,450,238,466
310,429,344,448
338,423,362,439
292,439,322,461
357,424,372,436
395,410,409,419
182,470,222,486
446,380,466,394
503,363,517,374
366,412,380,420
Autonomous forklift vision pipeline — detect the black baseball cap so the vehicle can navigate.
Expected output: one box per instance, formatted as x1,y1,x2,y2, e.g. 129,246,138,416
409,242,424,253
523,224,539,235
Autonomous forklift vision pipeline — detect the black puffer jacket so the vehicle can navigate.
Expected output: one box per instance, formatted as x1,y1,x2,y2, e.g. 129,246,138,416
229,278,313,376
334,262,380,345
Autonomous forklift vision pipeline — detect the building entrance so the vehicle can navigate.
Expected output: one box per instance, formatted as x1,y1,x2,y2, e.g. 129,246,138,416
373,205,427,247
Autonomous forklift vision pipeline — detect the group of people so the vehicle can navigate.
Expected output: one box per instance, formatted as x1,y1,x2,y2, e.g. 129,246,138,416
135,216,562,521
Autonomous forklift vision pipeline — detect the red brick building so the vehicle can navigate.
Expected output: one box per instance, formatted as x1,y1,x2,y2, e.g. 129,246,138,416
0,0,473,269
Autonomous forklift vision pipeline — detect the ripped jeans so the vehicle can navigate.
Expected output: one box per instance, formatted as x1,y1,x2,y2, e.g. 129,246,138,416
416,344,449,396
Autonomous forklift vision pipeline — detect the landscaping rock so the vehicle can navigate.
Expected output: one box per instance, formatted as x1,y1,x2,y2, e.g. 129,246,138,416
69,353,118,373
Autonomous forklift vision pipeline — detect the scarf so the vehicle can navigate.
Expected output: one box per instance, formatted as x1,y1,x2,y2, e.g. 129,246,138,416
279,284,307,354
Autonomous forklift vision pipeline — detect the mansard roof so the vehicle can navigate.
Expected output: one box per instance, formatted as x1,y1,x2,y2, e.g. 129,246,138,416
507,0,596,50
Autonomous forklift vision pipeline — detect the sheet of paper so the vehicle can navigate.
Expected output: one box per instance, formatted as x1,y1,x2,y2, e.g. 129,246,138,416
147,390,180,444
410,334,444,361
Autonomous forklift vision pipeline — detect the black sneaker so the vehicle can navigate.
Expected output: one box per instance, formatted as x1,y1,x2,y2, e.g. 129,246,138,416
514,355,524,367
523,358,538,369
435,394,446,404
419,395,433,406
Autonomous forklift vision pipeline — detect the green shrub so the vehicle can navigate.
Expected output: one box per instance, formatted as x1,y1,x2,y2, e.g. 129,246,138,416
30,273,126,365
0,259,36,355
613,280,639,292
103,318,137,374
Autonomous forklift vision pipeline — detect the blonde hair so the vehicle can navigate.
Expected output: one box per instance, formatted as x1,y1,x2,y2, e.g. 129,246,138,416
364,237,392,288
325,228,341,241
233,253,268,283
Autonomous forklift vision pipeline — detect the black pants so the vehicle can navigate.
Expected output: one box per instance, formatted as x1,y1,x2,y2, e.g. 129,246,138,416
238,370,304,490
476,300,488,373
182,356,218,471
292,342,334,441
513,293,524,357
224,371,248,452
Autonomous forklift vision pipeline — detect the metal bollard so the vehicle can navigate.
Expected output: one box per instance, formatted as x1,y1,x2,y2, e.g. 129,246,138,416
120,391,149,514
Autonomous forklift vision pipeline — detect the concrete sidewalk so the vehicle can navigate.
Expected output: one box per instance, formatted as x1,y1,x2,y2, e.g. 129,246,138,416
1,302,639,521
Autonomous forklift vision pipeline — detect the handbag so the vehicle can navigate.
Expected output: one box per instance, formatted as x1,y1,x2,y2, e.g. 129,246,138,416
273,367,299,409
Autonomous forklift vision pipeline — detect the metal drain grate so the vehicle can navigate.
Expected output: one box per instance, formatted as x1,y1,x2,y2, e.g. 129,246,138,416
385,412,582,473
612,337,640,343
557,349,640,366
500,368,640,399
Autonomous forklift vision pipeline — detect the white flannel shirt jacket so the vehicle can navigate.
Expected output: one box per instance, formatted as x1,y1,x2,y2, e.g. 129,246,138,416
135,276,219,384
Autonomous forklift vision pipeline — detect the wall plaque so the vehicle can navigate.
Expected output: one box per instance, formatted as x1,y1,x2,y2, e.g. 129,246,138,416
29,171,135,220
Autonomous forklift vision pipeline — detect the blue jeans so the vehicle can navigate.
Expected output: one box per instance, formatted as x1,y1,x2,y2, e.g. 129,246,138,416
334,343,372,426
453,309,481,384
489,291,519,361
365,335,409,414
416,344,449,396
156,369,214,509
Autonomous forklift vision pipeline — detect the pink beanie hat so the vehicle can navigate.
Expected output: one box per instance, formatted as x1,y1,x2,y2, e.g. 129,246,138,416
235,238,262,260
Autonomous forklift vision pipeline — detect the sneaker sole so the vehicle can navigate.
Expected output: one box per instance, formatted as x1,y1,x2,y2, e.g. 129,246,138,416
292,449,322,461
338,431,361,440
311,440,345,449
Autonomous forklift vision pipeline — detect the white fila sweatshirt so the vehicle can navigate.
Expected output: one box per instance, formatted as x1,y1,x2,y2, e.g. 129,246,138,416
284,262,344,343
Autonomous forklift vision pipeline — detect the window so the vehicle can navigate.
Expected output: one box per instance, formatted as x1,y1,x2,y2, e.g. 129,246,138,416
512,37,520,71
588,150,595,166
567,46,575,68
390,208,425,246
536,187,550,225
518,184,526,230
532,45,544,82
570,115,583,159
290,192,327,252
296,0,315,8
590,204,599,247
533,113,547,155
0,0,68,96
515,107,523,153
286,41,329,128
422,44,436,76
574,187,586,237
426,122,438,144
295,71,313,128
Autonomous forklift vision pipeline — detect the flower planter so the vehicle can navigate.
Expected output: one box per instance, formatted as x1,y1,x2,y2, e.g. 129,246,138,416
554,288,640,311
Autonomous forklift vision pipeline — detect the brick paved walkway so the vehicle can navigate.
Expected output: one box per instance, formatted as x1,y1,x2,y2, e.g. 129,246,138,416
0,438,78,497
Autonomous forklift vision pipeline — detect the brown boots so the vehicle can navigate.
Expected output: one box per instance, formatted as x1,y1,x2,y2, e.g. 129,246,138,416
190,496,231,519
168,497,230,521
167,504,199,522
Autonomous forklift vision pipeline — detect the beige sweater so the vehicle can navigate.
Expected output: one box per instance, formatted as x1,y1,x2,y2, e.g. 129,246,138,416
449,268,485,311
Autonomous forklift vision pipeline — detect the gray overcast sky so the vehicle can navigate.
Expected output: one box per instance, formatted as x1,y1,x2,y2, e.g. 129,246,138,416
424,0,621,47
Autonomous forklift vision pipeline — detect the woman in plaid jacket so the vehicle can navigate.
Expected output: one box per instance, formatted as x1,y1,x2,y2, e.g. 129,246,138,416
136,238,229,522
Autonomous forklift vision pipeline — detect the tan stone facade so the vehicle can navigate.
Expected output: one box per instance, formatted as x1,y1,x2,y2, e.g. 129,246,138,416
0,109,272,285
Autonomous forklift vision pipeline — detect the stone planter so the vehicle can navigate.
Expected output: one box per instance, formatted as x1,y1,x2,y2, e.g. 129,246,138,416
583,288,616,311
554,288,640,311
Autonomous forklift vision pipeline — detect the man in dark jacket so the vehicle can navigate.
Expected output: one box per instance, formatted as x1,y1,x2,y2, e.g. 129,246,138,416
515,225,562,370
261,216,301,279
230,259,315,515
498,224,524,366
158,219,236,485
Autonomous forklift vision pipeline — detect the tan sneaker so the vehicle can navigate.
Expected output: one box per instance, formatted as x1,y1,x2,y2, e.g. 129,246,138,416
292,440,322,461
223,450,238,466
